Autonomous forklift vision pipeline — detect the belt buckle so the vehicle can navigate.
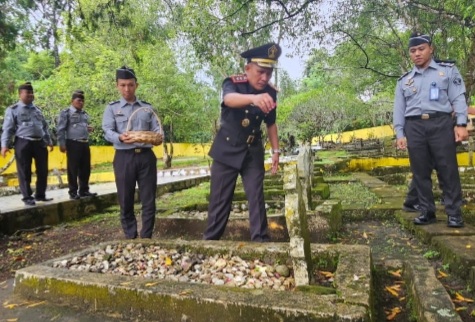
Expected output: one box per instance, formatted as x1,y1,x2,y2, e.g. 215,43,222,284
246,135,255,144
134,148,141,153
421,113,430,120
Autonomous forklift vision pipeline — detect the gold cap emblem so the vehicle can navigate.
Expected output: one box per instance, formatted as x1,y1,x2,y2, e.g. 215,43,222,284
268,45,278,59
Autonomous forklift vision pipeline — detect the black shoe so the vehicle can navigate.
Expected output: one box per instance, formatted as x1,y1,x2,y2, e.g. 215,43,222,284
35,196,53,202
79,192,97,198
413,211,436,225
23,198,36,206
69,193,80,200
447,216,464,228
403,203,421,212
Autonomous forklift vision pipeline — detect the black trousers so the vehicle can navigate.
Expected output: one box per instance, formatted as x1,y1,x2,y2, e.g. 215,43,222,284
405,170,444,205
204,150,269,242
14,137,48,200
113,148,157,239
66,140,91,195
405,115,462,216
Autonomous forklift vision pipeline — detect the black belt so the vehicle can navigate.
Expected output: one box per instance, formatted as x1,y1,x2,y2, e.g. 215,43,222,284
118,148,151,153
68,139,89,143
405,112,451,120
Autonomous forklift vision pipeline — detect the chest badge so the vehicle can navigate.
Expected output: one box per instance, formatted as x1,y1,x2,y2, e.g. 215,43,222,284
242,109,250,127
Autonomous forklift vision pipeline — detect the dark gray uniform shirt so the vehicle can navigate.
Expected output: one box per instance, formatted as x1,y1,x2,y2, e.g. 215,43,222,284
102,97,161,149
56,106,91,146
1,101,52,148
393,59,467,139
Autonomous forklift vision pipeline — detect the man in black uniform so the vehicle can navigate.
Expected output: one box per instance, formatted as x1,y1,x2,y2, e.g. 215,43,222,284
393,32,468,227
204,43,281,242
102,66,163,239
1,82,54,206
57,90,97,200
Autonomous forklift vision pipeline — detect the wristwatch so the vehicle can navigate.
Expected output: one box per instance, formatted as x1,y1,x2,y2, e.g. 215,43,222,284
456,124,467,127
272,149,281,155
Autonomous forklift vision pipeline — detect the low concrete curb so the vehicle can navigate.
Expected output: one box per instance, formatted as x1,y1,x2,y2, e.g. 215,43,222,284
404,256,462,322
15,240,372,322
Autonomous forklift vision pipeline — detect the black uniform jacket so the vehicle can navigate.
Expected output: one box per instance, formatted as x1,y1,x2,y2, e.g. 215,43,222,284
208,75,277,169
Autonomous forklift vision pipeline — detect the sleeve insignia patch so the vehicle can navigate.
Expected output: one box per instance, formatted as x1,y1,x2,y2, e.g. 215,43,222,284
230,74,248,83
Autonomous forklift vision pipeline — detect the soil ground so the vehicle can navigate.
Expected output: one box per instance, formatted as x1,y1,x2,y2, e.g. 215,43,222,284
1,207,474,321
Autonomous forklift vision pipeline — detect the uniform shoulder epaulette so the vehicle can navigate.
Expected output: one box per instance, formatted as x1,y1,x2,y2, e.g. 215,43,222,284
140,100,151,106
8,104,18,109
437,61,455,67
398,71,410,81
109,100,120,105
230,74,248,83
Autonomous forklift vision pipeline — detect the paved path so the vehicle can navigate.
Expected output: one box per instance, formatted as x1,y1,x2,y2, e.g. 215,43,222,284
0,169,210,213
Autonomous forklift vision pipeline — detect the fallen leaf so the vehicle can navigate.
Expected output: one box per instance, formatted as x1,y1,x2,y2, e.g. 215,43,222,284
7,319,18,322
353,274,360,281
3,303,18,309
26,301,45,308
386,307,401,320
363,231,368,239
455,292,474,303
319,271,334,278
385,286,399,297
237,242,245,249
389,269,402,278
268,222,284,230
145,282,159,287
456,306,467,311
466,244,472,249
165,257,173,266
437,270,448,279
24,245,32,250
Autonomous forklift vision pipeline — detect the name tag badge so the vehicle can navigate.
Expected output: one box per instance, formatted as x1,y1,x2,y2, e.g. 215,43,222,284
429,82,439,101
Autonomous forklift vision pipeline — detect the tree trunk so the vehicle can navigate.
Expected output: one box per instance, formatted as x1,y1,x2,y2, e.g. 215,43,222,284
465,34,475,102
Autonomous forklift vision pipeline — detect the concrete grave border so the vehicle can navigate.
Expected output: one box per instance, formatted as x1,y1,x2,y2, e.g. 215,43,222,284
15,239,372,322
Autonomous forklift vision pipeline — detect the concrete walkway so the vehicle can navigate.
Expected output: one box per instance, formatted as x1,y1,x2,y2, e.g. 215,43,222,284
1,171,209,214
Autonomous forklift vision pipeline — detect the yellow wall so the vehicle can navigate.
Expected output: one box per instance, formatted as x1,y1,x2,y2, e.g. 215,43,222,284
0,143,211,175
317,125,394,144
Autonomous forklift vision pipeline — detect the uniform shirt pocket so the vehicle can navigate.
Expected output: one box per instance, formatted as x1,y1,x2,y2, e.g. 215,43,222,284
134,111,152,130
403,86,417,98
114,115,129,132
436,77,449,104
219,127,243,146
18,113,31,124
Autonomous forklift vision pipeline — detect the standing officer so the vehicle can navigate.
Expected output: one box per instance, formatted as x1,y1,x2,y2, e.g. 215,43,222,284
102,66,163,239
1,82,54,206
57,90,97,200
204,42,281,242
393,32,468,227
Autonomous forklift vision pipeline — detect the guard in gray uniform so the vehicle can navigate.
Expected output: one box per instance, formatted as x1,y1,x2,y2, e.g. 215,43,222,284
204,43,282,242
1,82,54,206
102,66,163,239
393,32,468,227
57,90,97,200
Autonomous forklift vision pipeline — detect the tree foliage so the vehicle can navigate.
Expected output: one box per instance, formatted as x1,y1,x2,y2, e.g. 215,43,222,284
2,0,475,152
